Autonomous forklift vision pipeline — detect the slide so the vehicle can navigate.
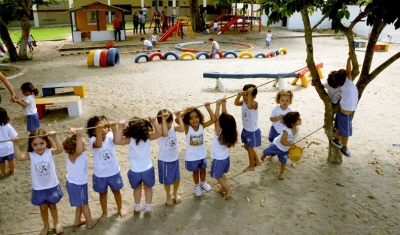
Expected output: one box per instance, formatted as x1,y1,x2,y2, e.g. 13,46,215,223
208,14,226,29
217,15,240,34
159,23,180,42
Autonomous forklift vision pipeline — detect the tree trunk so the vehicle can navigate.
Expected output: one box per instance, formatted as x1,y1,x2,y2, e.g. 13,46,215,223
19,13,30,60
0,20,19,61
327,142,343,164
190,0,199,32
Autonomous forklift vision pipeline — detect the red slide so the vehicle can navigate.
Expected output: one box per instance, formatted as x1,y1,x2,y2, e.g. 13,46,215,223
208,14,226,29
159,23,180,42
218,15,240,34
0,44,5,53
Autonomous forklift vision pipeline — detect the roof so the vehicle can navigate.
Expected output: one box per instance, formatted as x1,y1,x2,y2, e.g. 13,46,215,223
68,1,128,13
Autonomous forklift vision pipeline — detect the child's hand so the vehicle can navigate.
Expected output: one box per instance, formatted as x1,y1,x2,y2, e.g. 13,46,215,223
216,99,222,105
95,124,103,134
279,114,284,121
290,144,296,149
108,121,116,128
204,102,211,108
185,106,194,112
68,127,76,134
238,91,245,96
11,137,20,145
221,98,227,105
149,116,157,122
174,111,181,118
247,87,254,94
75,128,83,137
48,131,57,138
119,120,126,127
162,112,169,120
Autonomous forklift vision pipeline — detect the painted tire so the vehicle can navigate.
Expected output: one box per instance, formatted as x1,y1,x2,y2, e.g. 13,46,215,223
179,52,196,60
195,52,210,60
278,48,288,54
99,49,108,67
273,49,279,56
107,48,120,66
87,50,96,67
254,52,266,58
223,50,238,58
209,51,223,58
163,51,179,60
93,49,102,67
149,52,164,61
266,51,274,58
135,53,150,63
238,51,254,58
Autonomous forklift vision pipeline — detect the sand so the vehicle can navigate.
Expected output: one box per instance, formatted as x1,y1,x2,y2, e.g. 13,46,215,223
1,28,400,235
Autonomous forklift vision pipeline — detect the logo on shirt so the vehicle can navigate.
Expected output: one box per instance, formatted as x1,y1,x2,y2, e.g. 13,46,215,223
100,150,112,165
242,110,250,121
190,134,203,146
333,91,342,101
165,136,177,151
35,161,50,177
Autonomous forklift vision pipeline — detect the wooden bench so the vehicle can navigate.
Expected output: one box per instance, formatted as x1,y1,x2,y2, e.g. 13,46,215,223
354,40,367,48
374,43,389,51
42,81,86,98
35,96,82,120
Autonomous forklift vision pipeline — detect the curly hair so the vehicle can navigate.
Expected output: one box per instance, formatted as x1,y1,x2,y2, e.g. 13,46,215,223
21,82,39,96
63,134,78,154
156,109,173,124
218,113,238,148
87,115,108,137
28,129,54,152
283,112,300,128
124,117,154,145
275,90,294,104
182,108,204,126
0,107,10,126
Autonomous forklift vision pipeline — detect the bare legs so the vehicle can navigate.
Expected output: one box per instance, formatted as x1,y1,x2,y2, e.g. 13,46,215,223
99,191,108,222
73,204,98,229
48,203,63,234
243,144,261,172
215,174,233,200
133,184,153,212
99,190,127,223
164,180,182,206
0,160,15,176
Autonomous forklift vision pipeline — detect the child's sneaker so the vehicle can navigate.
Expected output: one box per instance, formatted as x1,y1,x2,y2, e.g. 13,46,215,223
340,147,352,158
194,184,202,196
134,204,141,212
331,139,342,148
145,204,152,213
200,182,212,192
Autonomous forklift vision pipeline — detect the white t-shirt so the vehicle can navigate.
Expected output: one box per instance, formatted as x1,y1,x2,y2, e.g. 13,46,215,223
144,40,152,47
210,133,229,160
241,102,259,132
90,132,120,177
273,126,300,152
213,22,218,28
28,34,33,43
66,152,87,185
340,77,358,111
185,125,206,161
151,35,157,42
270,105,292,134
142,7,147,16
158,127,179,162
29,148,59,190
23,95,37,115
266,33,272,41
323,82,342,104
0,124,18,157
212,41,219,50
129,138,153,172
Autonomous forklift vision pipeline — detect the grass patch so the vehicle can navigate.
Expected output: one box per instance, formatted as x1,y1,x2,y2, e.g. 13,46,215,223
9,26,72,42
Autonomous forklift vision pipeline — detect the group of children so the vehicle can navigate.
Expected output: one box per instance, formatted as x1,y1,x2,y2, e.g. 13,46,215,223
140,31,158,53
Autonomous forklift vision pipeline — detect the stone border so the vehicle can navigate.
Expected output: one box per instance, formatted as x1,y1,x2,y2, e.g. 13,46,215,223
0,64,28,80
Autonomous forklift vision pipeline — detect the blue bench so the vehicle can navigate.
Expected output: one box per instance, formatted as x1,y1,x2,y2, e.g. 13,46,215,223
42,81,86,97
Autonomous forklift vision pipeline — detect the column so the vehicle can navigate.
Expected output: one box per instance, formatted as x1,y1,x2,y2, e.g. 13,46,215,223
32,4,39,27
108,0,112,23
173,0,176,15
69,0,75,26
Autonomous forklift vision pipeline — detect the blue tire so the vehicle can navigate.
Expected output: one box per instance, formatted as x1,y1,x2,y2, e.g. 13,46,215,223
107,48,120,66
223,50,238,58
135,53,150,63
273,49,279,56
163,51,179,60
254,52,266,58
195,52,210,60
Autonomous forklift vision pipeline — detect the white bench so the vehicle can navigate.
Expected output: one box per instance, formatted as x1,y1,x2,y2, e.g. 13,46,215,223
35,96,82,120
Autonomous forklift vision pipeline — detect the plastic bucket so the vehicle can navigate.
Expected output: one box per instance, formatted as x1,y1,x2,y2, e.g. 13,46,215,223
105,41,114,49
289,147,303,162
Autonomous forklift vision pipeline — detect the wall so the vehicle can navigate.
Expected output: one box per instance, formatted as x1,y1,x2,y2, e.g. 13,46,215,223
286,10,331,30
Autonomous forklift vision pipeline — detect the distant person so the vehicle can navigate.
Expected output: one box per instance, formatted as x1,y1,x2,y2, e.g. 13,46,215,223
154,10,161,33
142,5,147,20
0,107,18,177
265,29,275,49
208,38,219,58
161,11,167,34
112,16,122,41
139,11,146,34
12,82,40,132
213,21,218,33
141,37,153,53
27,33,36,52
0,72,18,103
133,10,139,35
151,31,158,47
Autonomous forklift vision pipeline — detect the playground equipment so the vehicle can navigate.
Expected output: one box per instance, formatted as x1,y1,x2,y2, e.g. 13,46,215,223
174,41,254,53
290,62,324,88
158,16,195,42
87,48,120,67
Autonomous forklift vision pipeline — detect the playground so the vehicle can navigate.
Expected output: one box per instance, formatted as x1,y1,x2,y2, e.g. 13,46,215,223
1,28,400,235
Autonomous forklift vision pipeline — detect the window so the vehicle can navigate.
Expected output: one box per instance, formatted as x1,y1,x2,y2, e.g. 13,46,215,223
87,12,97,25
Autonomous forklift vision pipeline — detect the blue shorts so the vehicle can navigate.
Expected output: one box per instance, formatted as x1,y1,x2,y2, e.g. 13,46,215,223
27,112,40,132
241,128,261,148
334,111,352,137
0,153,14,163
263,143,288,164
151,40,156,45
31,184,63,206
266,40,271,46
158,160,180,185
210,157,230,178
66,181,88,207
127,167,155,189
185,159,207,172
92,172,124,193
268,126,279,143
146,46,153,50
214,27,218,32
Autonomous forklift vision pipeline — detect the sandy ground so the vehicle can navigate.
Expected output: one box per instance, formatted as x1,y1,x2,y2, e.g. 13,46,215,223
1,28,400,235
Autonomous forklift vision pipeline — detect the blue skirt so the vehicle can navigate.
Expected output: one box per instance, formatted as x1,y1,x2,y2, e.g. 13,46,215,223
27,112,40,132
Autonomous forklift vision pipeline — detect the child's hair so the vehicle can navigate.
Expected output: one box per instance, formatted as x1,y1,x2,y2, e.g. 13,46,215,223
283,112,300,128
0,107,10,126
208,38,214,42
140,37,145,41
124,117,154,145
156,109,173,124
218,113,238,148
275,90,294,104
243,84,257,96
333,69,347,86
87,115,108,137
153,31,157,35
268,29,272,33
28,129,54,152
63,135,79,154
327,71,339,88
21,82,39,96
182,108,204,126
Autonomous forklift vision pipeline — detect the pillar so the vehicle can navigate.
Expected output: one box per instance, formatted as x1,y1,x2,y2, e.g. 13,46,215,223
173,0,176,15
69,0,75,26
32,4,39,27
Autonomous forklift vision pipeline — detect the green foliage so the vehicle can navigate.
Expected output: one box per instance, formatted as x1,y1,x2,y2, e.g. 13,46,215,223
0,0,19,25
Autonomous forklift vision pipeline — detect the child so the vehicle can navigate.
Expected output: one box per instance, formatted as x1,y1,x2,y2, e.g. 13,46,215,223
260,112,302,180
181,103,216,196
115,117,161,212
12,82,40,132
213,21,218,33
157,109,185,206
151,31,158,47
12,129,64,235
87,116,127,222
234,84,262,172
140,37,153,53
323,71,342,104
211,99,238,200
331,57,358,157
209,38,219,59
0,107,18,176
265,29,275,49
268,91,294,143
28,33,36,52
63,128,98,229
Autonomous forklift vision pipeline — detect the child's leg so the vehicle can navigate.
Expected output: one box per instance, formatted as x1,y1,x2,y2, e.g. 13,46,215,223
111,189,127,218
342,136,349,148
73,206,85,227
192,169,200,184
199,168,207,182
133,184,142,205
216,174,233,200
81,204,98,229
144,184,153,204
39,204,50,235
8,160,15,174
99,191,108,222
278,163,286,180
0,162,6,176
164,184,173,206
243,145,260,172
48,203,63,235
173,180,182,204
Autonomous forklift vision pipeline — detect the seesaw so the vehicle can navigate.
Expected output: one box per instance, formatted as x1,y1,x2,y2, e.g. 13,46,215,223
203,63,323,92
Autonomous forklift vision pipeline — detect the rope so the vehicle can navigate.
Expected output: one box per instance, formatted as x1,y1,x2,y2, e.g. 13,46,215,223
295,126,323,144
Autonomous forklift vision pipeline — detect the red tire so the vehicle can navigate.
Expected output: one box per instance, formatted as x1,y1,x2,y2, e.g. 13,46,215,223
100,49,108,67
266,51,274,58
209,51,223,59
149,52,164,61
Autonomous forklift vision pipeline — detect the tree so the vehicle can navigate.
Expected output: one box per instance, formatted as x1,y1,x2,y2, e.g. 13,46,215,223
189,0,200,32
260,0,400,164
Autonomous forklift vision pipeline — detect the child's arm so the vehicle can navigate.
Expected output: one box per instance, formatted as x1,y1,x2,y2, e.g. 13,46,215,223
346,57,352,81
214,99,222,135
202,102,216,128
280,130,296,149
149,116,162,140
0,72,17,101
69,128,84,160
109,121,119,145
114,120,131,145
48,131,63,155
12,137,30,161
245,87,258,110
161,113,169,137
174,111,185,133
221,98,227,114
92,124,103,148
175,107,193,133
234,91,244,106
13,98,29,108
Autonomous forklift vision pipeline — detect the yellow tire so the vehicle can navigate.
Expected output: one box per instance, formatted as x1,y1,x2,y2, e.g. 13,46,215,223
179,52,196,60
87,50,96,67
278,48,288,54
238,51,254,58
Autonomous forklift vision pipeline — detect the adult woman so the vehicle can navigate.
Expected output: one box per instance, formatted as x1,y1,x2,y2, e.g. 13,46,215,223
133,10,139,34
154,10,161,33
